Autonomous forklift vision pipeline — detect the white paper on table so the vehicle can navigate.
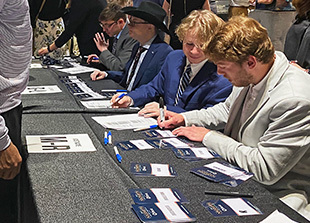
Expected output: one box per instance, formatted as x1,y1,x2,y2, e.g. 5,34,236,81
191,147,215,159
30,63,43,69
155,130,176,138
151,188,180,203
259,210,298,223
80,100,111,109
155,202,191,221
164,138,190,148
222,198,261,216
92,113,157,130
150,164,171,176
130,139,154,150
26,134,96,153
205,162,252,181
22,85,62,94
60,63,98,74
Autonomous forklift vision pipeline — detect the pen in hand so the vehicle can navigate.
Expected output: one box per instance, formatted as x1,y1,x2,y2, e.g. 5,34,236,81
111,93,126,106
159,97,165,123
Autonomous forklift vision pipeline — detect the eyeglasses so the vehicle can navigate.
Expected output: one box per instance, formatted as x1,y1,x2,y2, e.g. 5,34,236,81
127,17,149,27
99,21,116,29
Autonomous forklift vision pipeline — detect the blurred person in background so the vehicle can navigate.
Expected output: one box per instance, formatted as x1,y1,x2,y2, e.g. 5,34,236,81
284,0,310,70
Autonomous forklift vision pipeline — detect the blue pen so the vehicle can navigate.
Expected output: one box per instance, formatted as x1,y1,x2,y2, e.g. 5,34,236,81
112,93,126,105
101,89,127,92
133,124,158,132
104,131,108,145
107,131,112,144
114,146,122,163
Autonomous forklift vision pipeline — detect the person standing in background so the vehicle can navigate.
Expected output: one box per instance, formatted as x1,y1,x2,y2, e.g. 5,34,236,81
0,0,32,222
38,0,107,59
162,0,210,49
284,0,310,70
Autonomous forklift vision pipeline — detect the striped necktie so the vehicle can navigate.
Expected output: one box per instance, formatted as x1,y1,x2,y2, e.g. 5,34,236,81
174,64,191,105
111,37,118,55
126,46,147,87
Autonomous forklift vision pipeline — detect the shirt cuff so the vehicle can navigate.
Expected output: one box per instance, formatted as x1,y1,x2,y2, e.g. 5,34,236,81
0,131,11,152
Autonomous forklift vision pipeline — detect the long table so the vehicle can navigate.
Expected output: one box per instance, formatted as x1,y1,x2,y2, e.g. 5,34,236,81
21,62,309,222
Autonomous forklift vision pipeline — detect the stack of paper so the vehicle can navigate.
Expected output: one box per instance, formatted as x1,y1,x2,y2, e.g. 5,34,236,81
92,113,157,130
191,161,253,187
129,188,196,222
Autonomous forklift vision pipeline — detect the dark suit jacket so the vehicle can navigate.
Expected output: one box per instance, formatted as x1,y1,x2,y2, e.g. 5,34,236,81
127,50,233,113
55,0,107,56
284,17,310,69
107,35,173,90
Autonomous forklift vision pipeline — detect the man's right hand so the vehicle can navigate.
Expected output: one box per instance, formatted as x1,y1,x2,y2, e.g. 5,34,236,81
87,54,99,64
110,94,132,108
0,142,22,180
90,70,107,81
158,110,185,129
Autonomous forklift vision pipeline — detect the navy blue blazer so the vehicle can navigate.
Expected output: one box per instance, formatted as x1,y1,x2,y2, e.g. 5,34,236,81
128,50,233,113
106,35,173,90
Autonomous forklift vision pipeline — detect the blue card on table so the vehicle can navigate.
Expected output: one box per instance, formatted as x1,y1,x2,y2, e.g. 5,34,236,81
172,147,221,161
129,188,188,204
130,163,177,177
190,161,253,187
132,202,196,222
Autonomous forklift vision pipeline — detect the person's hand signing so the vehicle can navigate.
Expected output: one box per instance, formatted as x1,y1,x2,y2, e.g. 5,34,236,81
110,94,132,108
157,110,185,129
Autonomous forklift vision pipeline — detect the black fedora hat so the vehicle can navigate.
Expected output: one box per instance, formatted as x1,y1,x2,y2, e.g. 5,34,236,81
121,1,170,35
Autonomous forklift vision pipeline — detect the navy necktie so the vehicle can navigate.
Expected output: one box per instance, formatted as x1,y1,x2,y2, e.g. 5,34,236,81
174,64,191,105
126,46,147,87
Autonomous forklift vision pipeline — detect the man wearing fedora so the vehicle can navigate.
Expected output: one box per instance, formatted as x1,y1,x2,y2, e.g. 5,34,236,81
90,1,173,91
111,10,232,117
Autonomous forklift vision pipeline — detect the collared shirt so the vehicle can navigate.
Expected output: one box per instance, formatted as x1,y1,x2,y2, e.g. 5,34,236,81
127,35,157,91
185,58,208,82
0,0,32,150
239,69,270,125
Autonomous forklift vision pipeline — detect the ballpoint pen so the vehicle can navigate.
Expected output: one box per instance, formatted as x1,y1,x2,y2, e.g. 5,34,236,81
133,124,158,132
83,55,99,60
114,146,122,163
204,191,253,198
159,97,165,123
101,89,127,92
111,93,126,105
108,131,112,144
104,131,108,145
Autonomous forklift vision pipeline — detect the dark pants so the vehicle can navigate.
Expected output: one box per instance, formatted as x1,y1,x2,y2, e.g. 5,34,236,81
0,103,27,223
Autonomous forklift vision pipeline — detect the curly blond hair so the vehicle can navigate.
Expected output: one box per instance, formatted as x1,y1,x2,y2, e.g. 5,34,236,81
175,10,224,53
207,16,274,64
